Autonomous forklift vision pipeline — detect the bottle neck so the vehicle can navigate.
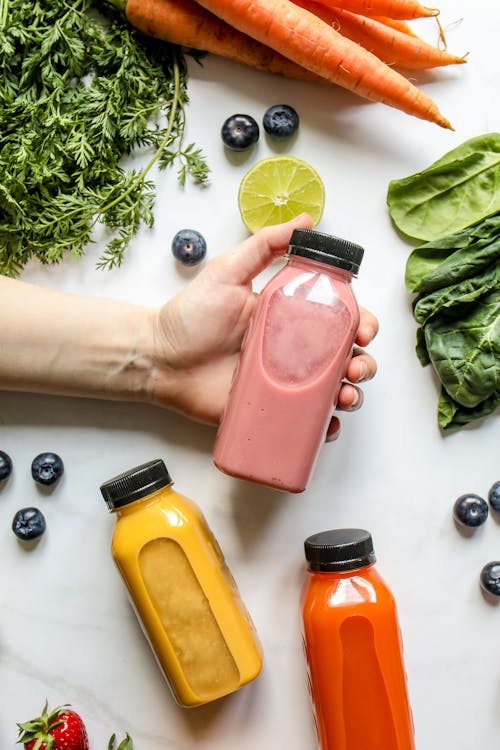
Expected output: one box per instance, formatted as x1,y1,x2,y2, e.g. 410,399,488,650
112,482,173,516
286,253,354,283
307,561,375,577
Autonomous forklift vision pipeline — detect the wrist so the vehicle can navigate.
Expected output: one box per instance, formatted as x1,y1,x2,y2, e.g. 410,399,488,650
41,297,159,404
144,304,184,412
0,276,174,406
102,303,159,404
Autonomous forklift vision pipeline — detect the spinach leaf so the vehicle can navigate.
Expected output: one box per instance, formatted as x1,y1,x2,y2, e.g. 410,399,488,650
413,264,500,325
408,220,500,430
387,133,500,242
392,139,500,431
415,326,431,366
423,289,499,409
405,215,500,293
438,388,500,430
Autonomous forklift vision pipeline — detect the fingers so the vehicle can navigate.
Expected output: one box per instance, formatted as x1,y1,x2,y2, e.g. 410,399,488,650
336,346,376,412
325,308,378,443
326,382,364,443
335,309,378,411
326,383,364,442
345,346,377,384
337,383,365,411
326,416,341,442
212,213,314,286
356,306,379,347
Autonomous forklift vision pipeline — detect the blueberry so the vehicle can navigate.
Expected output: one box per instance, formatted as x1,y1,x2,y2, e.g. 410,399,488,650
31,452,64,486
488,481,500,512
221,114,259,151
171,229,207,267
263,104,299,140
12,507,46,541
480,561,500,598
0,450,12,481
453,493,488,528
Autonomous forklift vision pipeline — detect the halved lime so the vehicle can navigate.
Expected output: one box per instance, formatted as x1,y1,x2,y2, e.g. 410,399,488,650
238,156,325,233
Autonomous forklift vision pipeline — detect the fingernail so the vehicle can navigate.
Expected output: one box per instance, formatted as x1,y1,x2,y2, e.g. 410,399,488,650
350,388,360,408
357,363,368,382
326,427,340,443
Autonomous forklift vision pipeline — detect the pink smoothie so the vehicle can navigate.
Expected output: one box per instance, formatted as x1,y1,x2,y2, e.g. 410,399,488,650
213,254,360,493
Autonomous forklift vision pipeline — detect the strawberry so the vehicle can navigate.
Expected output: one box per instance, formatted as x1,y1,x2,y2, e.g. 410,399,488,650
17,702,89,750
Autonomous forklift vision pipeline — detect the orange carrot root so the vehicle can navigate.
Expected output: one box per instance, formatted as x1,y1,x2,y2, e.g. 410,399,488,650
371,15,419,36
191,0,452,127
123,0,456,128
125,0,324,82
294,1,466,69
434,12,447,49
310,0,438,20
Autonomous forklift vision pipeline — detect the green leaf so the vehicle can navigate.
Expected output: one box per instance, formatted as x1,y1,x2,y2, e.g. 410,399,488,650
0,0,209,275
117,733,134,750
415,326,430,366
438,387,500,430
403,204,500,431
108,733,133,750
413,263,500,325
437,388,458,429
424,289,500,409
387,133,500,242
405,215,500,293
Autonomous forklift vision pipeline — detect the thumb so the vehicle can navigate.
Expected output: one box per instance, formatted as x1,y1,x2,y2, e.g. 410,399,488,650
214,213,314,285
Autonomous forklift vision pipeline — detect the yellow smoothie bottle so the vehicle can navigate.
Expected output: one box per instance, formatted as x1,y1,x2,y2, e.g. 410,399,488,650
100,458,263,707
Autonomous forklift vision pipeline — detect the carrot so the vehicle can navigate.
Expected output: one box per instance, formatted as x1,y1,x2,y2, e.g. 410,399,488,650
371,15,419,36
114,0,324,82
191,0,452,127
293,0,466,69
311,0,437,19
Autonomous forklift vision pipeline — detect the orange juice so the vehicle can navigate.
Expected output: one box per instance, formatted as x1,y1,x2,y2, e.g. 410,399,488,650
100,459,262,707
301,529,415,750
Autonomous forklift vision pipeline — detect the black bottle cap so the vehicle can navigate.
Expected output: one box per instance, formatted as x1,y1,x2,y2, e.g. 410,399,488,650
100,458,172,510
287,228,364,275
304,528,375,571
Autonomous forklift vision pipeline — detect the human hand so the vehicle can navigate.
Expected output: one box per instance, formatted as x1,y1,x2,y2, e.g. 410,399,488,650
149,214,378,436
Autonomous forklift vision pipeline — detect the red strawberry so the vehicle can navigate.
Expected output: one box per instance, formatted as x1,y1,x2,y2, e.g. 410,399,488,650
17,702,89,750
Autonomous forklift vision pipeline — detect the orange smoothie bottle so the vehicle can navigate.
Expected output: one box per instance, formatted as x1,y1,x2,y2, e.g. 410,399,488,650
213,228,364,493
100,459,262,707
301,529,415,750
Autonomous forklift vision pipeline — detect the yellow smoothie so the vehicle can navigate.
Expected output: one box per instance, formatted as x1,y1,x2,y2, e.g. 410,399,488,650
101,459,262,707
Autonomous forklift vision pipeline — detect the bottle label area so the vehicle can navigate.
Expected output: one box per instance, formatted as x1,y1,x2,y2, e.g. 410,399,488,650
139,537,240,699
340,615,399,750
262,282,351,386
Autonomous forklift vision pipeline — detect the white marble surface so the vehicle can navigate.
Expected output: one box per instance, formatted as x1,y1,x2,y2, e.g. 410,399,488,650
1,1,499,747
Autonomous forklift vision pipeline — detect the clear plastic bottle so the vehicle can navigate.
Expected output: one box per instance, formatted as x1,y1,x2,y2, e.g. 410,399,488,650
213,229,364,493
100,458,262,707
301,529,415,750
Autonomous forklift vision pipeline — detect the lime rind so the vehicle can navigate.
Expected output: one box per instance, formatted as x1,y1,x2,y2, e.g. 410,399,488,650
238,156,325,234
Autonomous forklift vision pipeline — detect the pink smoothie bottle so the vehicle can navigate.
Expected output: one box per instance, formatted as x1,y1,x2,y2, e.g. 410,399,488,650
213,228,364,493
